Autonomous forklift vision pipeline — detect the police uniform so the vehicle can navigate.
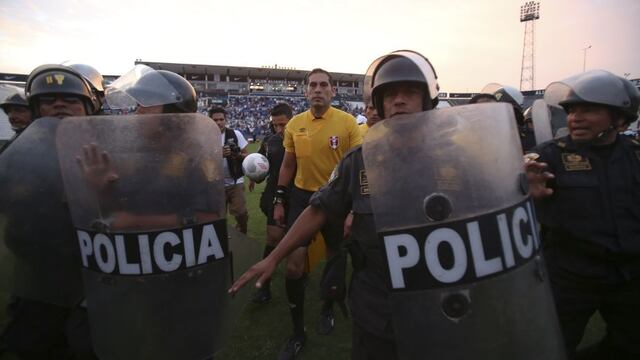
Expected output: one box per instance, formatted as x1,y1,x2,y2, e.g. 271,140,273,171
532,134,640,358
258,132,287,225
0,123,94,359
310,146,398,359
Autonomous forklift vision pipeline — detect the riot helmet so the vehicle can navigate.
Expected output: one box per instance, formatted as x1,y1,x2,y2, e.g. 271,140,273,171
25,64,100,116
364,50,439,118
480,83,524,111
0,86,28,111
544,70,640,125
63,62,105,109
106,65,197,113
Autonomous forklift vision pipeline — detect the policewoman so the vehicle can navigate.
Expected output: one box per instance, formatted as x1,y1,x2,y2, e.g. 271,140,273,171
530,70,640,360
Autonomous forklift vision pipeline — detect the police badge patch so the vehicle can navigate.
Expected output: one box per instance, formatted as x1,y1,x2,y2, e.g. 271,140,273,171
561,153,592,171
329,136,339,150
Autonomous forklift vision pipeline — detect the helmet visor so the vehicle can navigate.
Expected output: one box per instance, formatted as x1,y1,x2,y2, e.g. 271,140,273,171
544,70,631,109
106,65,183,110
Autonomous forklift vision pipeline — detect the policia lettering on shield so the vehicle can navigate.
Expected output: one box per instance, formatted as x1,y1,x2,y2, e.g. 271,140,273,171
231,50,566,360
526,70,640,360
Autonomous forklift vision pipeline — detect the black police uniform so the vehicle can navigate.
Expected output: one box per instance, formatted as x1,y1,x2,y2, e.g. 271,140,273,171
0,127,94,359
532,135,640,359
258,133,287,225
310,146,398,360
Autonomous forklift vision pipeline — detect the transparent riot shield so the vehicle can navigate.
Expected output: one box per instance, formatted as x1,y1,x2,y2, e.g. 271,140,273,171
362,103,565,360
531,99,553,144
55,113,259,360
0,117,85,310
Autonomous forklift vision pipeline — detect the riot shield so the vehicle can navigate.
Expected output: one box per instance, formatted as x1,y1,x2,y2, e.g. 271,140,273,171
531,99,553,144
362,103,565,360
0,117,85,308
55,113,259,360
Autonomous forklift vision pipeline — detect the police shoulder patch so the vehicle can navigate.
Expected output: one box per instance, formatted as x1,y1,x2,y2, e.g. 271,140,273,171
359,169,369,195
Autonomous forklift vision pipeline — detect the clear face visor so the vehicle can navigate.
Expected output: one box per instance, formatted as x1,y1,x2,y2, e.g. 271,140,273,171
544,70,632,109
105,65,182,110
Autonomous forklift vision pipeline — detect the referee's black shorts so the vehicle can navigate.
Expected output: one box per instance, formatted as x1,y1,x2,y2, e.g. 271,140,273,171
287,186,342,249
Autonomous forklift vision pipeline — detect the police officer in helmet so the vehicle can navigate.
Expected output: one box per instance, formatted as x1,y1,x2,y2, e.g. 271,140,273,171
0,86,32,153
0,64,100,359
229,50,439,359
527,70,640,360
27,64,101,119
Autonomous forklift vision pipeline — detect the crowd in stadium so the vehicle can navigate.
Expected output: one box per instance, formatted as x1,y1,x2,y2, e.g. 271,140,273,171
198,95,365,140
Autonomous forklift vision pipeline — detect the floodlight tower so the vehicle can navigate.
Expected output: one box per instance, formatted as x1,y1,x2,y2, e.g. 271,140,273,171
519,1,540,91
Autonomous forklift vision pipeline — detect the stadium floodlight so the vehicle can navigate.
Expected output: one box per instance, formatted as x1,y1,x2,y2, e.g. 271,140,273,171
520,1,540,22
519,1,541,91
581,45,592,72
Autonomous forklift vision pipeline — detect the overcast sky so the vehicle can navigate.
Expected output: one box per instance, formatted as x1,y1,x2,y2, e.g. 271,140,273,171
0,0,638,92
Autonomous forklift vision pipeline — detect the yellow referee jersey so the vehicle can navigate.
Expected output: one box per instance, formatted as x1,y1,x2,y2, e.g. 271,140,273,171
284,106,362,191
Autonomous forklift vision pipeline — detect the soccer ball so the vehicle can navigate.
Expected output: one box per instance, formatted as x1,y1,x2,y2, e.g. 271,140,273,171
242,153,270,182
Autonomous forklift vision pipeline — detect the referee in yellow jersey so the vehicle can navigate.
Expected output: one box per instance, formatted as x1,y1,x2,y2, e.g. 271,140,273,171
272,68,362,359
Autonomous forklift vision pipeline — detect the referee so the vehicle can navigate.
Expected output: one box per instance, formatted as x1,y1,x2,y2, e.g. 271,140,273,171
273,68,362,359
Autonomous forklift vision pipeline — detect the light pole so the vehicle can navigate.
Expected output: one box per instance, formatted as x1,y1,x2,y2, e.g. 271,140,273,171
581,45,591,72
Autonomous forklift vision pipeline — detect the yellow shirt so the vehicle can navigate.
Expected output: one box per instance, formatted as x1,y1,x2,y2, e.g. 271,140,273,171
284,106,362,191
359,123,369,138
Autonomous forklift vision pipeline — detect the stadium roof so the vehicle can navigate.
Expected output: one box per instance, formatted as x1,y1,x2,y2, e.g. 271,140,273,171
135,60,364,82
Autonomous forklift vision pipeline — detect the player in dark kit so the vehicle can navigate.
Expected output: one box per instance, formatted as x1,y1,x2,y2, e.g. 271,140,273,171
249,103,293,304
527,70,640,360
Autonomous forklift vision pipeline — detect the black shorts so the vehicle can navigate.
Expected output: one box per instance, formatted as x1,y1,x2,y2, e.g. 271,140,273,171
287,186,342,249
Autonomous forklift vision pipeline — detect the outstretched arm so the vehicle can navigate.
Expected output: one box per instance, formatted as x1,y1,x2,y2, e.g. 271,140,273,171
229,205,327,294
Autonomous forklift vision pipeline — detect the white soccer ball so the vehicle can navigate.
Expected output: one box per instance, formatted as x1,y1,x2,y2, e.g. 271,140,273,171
242,153,270,182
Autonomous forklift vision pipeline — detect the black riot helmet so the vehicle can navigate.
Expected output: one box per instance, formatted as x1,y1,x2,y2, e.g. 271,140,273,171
365,50,439,118
0,86,28,112
25,64,100,116
545,70,640,125
106,65,197,113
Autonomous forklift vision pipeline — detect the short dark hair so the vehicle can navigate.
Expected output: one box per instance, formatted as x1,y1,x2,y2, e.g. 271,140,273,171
270,103,293,119
208,106,226,118
305,68,333,85
468,93,498,104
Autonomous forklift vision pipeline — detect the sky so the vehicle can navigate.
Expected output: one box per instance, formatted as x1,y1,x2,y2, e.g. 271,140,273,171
0,0,638,92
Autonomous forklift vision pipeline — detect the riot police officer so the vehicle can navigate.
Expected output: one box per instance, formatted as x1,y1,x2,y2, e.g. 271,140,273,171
0,86,32,153
229,50,440,359
528,70,640,360
0,64,100,359
481,83,535,152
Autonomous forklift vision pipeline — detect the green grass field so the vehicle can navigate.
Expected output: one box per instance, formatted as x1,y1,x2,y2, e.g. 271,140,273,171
0,142,603,359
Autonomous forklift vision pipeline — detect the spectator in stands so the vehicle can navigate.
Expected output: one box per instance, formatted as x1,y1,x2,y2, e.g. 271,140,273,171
209,106,250,234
